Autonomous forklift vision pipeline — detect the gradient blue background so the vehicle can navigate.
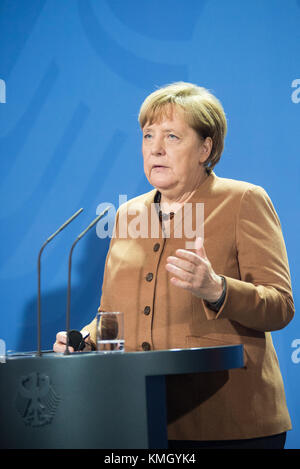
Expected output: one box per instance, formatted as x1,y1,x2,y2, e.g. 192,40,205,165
0,0,299,448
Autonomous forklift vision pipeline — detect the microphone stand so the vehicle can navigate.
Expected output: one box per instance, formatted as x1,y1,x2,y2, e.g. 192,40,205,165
65,207,110,355
36,208,83,357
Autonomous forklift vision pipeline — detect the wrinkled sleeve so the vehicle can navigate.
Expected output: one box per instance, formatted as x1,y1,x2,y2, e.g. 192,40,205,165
203,186,294,332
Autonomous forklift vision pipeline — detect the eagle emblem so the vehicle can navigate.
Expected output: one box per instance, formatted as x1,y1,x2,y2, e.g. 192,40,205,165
16,372,60,427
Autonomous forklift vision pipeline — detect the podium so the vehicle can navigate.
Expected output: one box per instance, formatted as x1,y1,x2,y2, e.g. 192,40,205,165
0,345,243,449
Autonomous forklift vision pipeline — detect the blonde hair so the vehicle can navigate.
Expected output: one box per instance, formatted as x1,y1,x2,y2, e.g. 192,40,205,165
138,82,227,173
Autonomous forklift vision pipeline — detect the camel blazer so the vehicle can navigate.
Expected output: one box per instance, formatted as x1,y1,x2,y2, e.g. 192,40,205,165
84,171,294,441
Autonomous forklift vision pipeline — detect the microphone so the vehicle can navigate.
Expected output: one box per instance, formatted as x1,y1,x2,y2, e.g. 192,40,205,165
67,330,89,351
36,208,84,356
64,207,110,355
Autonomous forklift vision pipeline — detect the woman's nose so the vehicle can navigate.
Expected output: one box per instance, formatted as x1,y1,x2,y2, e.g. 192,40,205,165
151,136,165,155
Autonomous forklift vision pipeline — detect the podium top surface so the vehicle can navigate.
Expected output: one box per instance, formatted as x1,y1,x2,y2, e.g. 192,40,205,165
4,344,244,376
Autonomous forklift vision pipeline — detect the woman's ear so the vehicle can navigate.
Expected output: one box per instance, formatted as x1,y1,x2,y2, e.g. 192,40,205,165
199,137,213,164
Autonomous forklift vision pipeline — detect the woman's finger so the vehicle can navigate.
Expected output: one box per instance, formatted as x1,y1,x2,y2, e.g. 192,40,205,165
166,256,196,274
166,262,194,283
175,248,206,265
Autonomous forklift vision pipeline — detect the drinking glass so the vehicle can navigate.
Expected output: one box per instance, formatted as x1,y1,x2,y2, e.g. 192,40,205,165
96,312,124,353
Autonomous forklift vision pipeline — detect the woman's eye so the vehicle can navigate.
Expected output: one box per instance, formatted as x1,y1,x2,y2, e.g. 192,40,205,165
168,134,179,140
143,133,152,139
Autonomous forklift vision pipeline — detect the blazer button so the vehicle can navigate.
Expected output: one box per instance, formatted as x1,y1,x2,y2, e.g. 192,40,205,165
144,306,151,315
142,342,151,351
153,243,160,252
146,272,153,282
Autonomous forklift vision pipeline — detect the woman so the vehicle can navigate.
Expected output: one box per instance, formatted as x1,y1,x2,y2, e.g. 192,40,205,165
54,82,294,449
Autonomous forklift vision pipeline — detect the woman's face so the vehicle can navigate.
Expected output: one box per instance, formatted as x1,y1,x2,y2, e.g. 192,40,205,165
142,107,210,198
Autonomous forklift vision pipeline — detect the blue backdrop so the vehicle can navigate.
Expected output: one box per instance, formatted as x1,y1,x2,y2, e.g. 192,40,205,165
0,0,299,448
